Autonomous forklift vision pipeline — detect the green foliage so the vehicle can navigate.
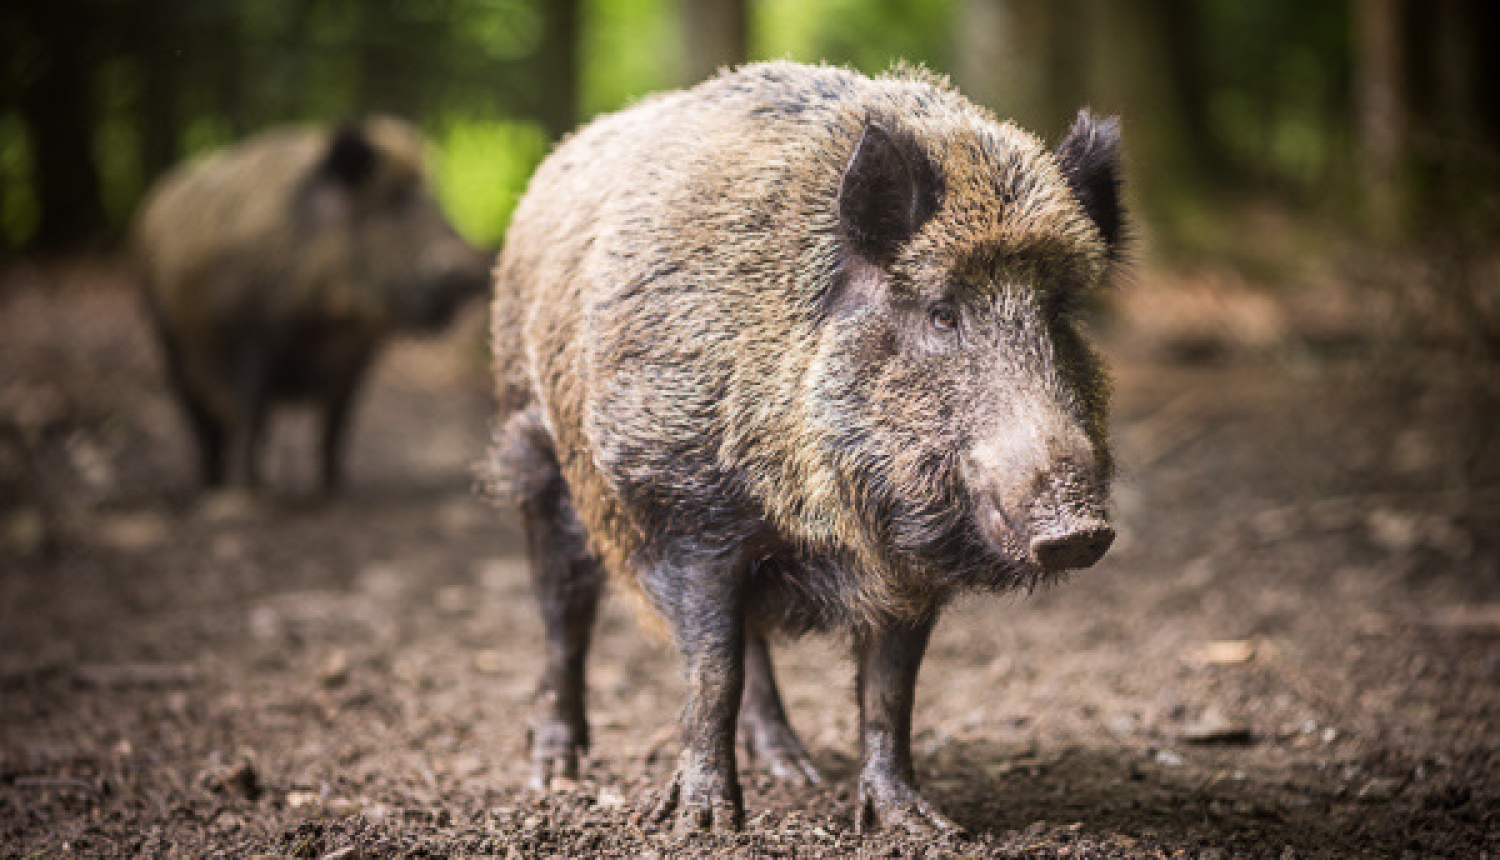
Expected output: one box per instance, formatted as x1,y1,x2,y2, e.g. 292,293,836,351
0,0,1494,256
581,0,680,116
93,57,144,227
179,117,236,162
432,119,549,248
0,114,38,244
1197,0,1352,191
758,0,956,76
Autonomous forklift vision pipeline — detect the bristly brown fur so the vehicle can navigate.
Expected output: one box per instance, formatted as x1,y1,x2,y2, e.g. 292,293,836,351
489,60,1125,832
489,61,1121,631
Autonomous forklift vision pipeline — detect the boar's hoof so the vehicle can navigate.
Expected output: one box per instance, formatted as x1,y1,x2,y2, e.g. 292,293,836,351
649,750,743,835
526,714,585,790
739,716,822,785
855,773,964,836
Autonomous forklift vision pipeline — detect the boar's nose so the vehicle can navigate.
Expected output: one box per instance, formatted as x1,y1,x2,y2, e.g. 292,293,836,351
1029,521,1114,572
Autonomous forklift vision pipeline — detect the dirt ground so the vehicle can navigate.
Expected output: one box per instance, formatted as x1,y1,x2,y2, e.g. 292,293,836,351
1,262,1497,859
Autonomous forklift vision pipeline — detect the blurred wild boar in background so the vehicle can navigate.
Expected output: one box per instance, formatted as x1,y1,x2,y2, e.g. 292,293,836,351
489,62,1124,834
135,117,490,493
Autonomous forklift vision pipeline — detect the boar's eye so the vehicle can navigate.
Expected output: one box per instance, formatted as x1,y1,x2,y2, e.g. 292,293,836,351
928,301,958,333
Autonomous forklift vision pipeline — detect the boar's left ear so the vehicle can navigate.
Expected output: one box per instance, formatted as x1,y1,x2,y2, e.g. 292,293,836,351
838,119,941,263
319,123,379,188
303,125,379,227
1055,109,1124,253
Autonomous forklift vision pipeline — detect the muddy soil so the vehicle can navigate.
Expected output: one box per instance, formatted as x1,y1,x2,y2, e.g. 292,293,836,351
1,263,1497,859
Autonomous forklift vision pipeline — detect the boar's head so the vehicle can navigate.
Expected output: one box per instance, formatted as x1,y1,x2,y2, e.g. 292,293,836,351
303,117,490,331
812,108,1123,593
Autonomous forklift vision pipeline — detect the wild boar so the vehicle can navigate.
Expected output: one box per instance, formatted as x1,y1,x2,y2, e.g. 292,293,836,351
489,62,1124,834
135,117,489,492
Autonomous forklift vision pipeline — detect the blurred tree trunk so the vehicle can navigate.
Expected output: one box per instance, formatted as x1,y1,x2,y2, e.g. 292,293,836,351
682,0,749,85
134,3,181,185
1410,0,1500,189
1403,0,1500,358
19,3,106,249
214,9,245,137
357,3,399,116
954,0,1083,134
1159,0,1229,178
1356,0,1405,233
1087,0,1206,227
1475,0,1500,144
539,0,581,139
139,52,180,183
953,0,1007,113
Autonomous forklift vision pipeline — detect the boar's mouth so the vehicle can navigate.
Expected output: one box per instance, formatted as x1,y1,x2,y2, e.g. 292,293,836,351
398,268,486,332
871,487,1052,595
840,452,1112,594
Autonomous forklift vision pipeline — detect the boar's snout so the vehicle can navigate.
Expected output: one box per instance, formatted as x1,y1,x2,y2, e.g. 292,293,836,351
966,421,1113,575
402,243,490,330
972,469,1113,574
1029,519,1114,572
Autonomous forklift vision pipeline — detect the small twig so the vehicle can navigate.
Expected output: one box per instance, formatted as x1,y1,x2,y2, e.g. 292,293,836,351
13,776,96,792
73,663,199,688
290,834,316,858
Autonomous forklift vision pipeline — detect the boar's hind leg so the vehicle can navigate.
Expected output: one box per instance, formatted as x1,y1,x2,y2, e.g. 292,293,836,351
854,617,963,835
519,465,604,789
157,334,227,486
739,628,821,784
649,553,747,834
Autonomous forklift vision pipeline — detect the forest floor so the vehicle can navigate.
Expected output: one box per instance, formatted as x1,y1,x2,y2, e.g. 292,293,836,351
1,261,1497,859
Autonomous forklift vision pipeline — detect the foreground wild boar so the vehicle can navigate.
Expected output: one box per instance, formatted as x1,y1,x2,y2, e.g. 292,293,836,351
135,117,489,492
490,62,1123,834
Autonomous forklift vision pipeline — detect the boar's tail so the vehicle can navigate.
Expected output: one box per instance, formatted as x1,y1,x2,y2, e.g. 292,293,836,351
481,406,557,506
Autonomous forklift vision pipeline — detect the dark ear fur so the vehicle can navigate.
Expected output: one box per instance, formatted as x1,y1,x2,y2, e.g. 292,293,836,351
319,123,379,187
838,119,940,263
1055,109,1124,253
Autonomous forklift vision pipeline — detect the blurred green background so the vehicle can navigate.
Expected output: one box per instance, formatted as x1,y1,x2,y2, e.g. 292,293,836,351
2,1,1497,317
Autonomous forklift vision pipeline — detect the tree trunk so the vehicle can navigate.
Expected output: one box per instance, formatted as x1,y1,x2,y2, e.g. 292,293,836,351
19,3,107,249
1356,0,1405,233
1160,0,1227,178
134,3,182,186
681,0,749,86
1475,0,1500,143
539,0,582,140
955,0,1082,132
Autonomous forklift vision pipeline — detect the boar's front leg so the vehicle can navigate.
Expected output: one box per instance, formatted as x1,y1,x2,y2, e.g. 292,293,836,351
854,616,962,835
317,353,372,494
159,336,228,487
226,340,272,488
649,552,746,834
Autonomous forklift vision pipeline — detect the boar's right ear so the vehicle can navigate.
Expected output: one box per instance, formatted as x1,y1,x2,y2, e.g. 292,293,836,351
838,119,940,263
1055,109,1124,253
319,124,379,188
